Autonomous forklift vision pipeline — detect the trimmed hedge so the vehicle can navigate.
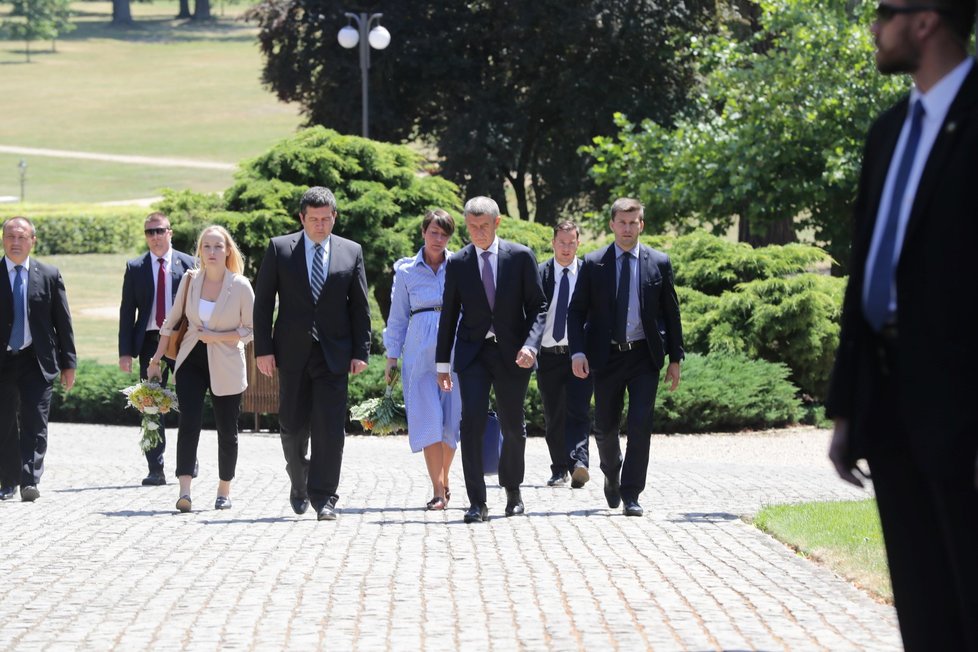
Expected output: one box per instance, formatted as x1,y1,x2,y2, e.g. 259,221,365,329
0,204,146,254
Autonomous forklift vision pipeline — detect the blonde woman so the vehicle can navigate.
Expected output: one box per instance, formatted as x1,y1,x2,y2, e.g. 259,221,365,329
149,225,254,513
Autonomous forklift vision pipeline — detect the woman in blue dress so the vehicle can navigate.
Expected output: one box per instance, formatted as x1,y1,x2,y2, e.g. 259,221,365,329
384,210,462,510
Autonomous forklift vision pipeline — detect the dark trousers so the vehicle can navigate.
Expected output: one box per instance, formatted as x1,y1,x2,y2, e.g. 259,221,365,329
138,331,170,473
0,346,53,487
458,341,530,506
174,342,241,481
537,350,591,474
277,343,348,509
591,346,658,503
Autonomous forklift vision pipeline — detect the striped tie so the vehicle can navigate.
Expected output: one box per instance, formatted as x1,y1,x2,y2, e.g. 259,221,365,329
310,243,325,340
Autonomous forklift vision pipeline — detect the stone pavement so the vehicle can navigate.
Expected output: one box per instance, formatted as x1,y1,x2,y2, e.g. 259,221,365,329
0,424,900,651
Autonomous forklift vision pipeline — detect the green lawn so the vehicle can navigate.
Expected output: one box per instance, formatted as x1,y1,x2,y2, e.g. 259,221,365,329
0,1,301,202
754,499,892,602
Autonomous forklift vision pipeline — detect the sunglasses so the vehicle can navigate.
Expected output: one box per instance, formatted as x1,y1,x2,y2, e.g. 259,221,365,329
144,227,170,236
875,3,942,21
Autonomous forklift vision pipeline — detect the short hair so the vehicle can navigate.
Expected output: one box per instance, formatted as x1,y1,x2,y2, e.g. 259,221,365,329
610,198,644,220
2,216,36,237
144,211,170,227
195,225,245,275
422,209,456,236
926,0,977,42
463,196,500,218
553,220,580,239
299,186,337,215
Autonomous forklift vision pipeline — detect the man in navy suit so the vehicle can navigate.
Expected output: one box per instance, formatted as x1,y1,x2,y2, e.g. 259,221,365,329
436,196,547,523
568,198,683,517
536,221,592,488
118,211,195,486
827,0,978,646
0,217,76,502
254,186,371,522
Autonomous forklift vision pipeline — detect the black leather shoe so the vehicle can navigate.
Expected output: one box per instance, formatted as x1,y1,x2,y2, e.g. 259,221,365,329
20,485,39,502
504,488,525,516
546,471,568,487
464,503,489,523
623,500,644,517
290,497,310,515
604,475,621,509
141,471,166,486
570,464,590,489
0,486,16,501
317,495,338,521
214,496,232,510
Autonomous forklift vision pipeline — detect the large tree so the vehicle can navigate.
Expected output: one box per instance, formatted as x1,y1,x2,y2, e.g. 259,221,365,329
583,0,908,266
247,0,714,223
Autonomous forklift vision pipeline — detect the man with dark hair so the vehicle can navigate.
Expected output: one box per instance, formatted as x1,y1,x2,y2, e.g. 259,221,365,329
827,0,978,647
436,196,547,522
254,186,371,521
568,198,683,517
118,212,195,485
0,217,76,502
537,221,592,488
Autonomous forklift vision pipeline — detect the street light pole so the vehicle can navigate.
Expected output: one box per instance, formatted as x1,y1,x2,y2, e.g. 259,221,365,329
18,159,27,202
337,12,391,139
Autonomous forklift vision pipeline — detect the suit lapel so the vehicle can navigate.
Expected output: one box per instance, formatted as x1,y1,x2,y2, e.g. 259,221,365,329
543,259,555,301
638,244,650,310
861,103,907,247
602,245,617,309
209,269,234,322
291,233,313,303
0,258,11,327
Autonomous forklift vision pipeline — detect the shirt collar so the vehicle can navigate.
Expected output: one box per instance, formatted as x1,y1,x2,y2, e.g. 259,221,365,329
306,234,331,254
911,57,973,125
614,243,638,259
5,257,30,273
154,248,173,264
554,258,578,275
474,237,499,257
413,248,452,267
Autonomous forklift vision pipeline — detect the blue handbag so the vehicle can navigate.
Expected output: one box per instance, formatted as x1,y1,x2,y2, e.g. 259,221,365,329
482,411,502,475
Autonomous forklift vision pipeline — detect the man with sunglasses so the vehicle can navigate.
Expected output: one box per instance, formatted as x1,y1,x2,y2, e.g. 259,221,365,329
118,212,195,486
827,0,978,648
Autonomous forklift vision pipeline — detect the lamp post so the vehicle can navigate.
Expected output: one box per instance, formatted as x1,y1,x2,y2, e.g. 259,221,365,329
337,12,391,139
18,159,27,202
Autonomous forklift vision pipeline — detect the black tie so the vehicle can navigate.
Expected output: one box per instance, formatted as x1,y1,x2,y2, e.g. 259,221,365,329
551,267,569,341
614,253,630,343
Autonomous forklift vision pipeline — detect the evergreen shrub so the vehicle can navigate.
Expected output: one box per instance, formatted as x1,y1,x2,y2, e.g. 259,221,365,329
0,205,145,254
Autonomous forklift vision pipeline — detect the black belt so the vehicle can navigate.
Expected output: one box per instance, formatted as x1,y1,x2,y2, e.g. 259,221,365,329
411,305,442,316
5,344,34,358
541,345,569,355
612,339,646,352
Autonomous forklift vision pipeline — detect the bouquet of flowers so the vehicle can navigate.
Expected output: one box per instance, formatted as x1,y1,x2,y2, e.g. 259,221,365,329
122,380,179,452
349,367,407,435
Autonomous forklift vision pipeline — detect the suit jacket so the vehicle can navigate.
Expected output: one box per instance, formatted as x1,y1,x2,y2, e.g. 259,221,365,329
161,268,254,396
539,256,583,306
0,257,76,383
254,231,371,375
826,63,978,480
567,242,684,371
118,249,195,358
436,239,547,373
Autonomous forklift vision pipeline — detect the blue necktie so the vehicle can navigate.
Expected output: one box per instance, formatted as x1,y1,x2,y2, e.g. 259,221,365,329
614,253,631,344
864,100,925,332
310,244,325,340
9,265,25,351
551,267,569,341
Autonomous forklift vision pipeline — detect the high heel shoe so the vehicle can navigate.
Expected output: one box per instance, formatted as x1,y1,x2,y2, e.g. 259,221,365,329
426,496,447,511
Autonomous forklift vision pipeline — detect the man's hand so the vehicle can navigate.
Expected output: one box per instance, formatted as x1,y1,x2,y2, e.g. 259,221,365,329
385,357,398,383
349,358,368,375
438,372,453,392
828,418,867,488
664,362,681,391
572,355,589,379
60,368,75,392
516,347,536,369
119,356,133,373
256,354,277,377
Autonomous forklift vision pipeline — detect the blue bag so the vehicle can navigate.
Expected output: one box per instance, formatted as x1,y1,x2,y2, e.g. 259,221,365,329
482,411,502,475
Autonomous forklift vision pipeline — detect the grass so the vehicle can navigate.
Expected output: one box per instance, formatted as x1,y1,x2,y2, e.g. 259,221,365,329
0,1,301,202
753,499,892,602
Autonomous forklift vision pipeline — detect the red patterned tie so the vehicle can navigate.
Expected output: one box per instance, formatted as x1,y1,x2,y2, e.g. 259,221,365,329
155,258,166,328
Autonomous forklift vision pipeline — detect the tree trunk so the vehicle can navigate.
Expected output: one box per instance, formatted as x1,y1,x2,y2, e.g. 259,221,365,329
193,0,212,21
111,0,133,25
738,215,796,246
24,39,31,63
489,184,508,219
176,0,192,19
508,173,530,223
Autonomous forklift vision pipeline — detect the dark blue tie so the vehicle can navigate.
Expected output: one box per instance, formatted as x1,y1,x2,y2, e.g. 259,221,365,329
9,265,25,351
551,267,569,341
864,99,925,332
614,253,631,343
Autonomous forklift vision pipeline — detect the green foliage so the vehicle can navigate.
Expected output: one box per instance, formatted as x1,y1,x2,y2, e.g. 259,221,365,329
51,360,141,425
1,0,73,61
656,353,801,432
583,0,909,266
0,205,146,254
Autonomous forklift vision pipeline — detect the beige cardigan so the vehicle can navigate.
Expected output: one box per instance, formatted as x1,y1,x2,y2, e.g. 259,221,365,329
161,268,255,396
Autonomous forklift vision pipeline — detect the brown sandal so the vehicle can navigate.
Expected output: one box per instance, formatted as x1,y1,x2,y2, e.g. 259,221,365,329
426,496,447,511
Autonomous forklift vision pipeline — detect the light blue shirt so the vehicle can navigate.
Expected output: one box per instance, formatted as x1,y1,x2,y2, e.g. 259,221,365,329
305,234,331,290
5,256,32,351
384,248,451,359
614,244,646,343
863,57,974,315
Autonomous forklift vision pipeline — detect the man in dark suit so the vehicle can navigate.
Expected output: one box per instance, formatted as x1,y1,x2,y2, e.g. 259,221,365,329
826,1,978,647
254,186,371,522
537,221,592,488
568,198,682,517
118,211,195,486
436,196,547,523
0,217,76,502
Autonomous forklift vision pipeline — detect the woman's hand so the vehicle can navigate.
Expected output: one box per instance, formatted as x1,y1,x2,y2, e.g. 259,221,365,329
384,357,398,383
147,358,163,382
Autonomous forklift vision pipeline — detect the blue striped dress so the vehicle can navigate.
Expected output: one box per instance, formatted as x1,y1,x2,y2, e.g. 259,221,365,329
383,249,462,452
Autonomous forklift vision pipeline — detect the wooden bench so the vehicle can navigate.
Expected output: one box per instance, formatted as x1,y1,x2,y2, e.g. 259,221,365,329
242,342,279,431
